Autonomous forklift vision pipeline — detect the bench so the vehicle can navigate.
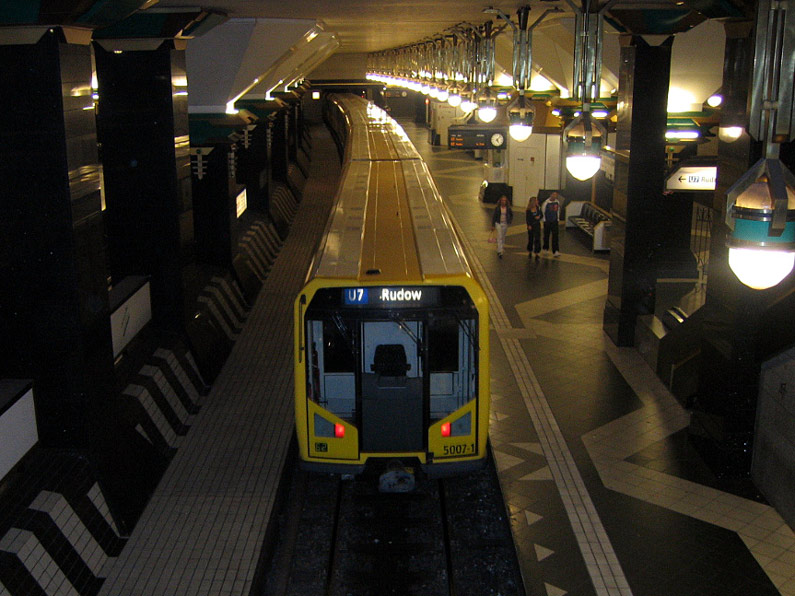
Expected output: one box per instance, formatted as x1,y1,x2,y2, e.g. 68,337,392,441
565,201,612,251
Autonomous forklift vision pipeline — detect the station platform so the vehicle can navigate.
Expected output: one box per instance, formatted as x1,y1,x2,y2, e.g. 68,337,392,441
95,125,342,596
81,121,794,595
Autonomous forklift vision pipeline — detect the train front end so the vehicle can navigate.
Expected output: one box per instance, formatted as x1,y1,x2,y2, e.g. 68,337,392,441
294,278,489,477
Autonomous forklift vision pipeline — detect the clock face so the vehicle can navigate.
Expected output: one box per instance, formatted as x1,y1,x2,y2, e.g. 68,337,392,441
490,133,504,147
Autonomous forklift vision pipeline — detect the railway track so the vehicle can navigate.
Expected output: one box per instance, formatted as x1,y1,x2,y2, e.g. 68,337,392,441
259,449,524,596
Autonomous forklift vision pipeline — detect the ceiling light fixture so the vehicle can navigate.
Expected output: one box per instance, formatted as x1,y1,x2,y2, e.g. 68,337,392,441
477,90,498,123
726,164,795,289
489,5,559,143
665,129,700,140
564,109,605,180
718,125,744,143
562,0,609,180
508,94,534,141
707,93,723,107
725,0,795,290
447,88,462,107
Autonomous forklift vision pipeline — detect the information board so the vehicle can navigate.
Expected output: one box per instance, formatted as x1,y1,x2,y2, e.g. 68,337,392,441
448,126,508,150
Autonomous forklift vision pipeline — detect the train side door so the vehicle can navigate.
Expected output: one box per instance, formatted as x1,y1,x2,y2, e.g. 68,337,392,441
360,320,423,452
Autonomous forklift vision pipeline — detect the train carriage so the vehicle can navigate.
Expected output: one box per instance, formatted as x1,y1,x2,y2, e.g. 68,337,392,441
294,94,489,476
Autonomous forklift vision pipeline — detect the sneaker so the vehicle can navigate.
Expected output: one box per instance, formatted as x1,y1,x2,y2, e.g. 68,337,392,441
553,251,560,257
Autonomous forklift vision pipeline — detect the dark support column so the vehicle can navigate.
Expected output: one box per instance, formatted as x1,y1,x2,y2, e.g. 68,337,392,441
233,101,281,214
295,91,309,154
191,143,238,269
0,29,163,530
603,35,673,346
237,123,270,213
271,109,289,184
285,103,298,164
688,22,795,475
94,41,192,333
0,30,114,447
264,117,275,204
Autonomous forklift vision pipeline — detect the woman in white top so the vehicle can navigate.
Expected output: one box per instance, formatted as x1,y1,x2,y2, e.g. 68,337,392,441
491,195,514,258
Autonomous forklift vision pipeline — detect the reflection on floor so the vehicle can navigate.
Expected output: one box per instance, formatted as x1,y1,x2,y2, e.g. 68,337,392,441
403,121,792,596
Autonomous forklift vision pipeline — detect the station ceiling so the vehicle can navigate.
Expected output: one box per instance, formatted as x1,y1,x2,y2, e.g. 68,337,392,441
0,0,751,113
1,0,752,55
151,0,752,53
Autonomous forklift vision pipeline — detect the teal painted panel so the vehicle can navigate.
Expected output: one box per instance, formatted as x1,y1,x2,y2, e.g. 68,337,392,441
75,0,145,28
92,13,170,38
734,218,795,245
0,0,41,24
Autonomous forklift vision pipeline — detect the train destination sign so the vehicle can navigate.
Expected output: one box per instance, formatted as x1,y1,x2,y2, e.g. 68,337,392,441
343,286,440,307
665,165,717,191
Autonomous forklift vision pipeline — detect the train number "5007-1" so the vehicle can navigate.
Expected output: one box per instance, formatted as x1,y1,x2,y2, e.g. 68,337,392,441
443,443,475,456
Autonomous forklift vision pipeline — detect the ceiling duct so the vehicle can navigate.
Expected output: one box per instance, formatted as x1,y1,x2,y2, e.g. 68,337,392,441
93,7,227,40
243,27,340,101
185,18,338,114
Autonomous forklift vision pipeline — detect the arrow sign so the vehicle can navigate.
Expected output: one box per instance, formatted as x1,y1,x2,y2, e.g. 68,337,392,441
666,165,717,191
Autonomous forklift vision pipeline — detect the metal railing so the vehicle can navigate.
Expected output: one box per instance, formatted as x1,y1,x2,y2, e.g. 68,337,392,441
690,202,713,290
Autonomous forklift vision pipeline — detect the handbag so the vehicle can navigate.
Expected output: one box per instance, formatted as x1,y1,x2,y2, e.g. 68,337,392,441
487,228,496,244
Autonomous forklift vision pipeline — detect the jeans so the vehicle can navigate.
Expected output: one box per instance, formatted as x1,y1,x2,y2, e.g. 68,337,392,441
543,221,559,252
496,223,507,253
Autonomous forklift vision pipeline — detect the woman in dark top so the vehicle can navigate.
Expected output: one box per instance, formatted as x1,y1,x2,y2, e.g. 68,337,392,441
525,196,542,259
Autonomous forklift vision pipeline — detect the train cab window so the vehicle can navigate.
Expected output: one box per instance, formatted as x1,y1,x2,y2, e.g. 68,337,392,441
322,319,355,373
428,318,459,372
305,318,356,420
428,315,477,421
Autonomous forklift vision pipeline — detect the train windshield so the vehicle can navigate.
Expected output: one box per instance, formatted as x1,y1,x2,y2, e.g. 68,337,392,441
304,287,479,430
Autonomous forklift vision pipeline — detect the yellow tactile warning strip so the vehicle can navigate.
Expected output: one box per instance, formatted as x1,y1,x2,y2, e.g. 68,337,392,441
359,160,421,282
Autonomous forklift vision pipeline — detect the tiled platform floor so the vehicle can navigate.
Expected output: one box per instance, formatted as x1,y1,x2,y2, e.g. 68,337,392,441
404,121,793,596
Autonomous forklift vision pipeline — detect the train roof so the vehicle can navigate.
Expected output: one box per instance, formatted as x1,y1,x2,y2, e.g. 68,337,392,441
313,155,473,283
332,94,422,162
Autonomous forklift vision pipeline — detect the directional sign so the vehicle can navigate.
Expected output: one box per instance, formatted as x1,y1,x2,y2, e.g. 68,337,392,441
665,165,717,191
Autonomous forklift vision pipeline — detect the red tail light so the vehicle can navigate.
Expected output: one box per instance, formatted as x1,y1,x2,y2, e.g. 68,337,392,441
335,424,345,438
441,422,451,437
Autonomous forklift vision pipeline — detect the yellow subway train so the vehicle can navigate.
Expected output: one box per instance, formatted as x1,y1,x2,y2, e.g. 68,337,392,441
294,94,489,476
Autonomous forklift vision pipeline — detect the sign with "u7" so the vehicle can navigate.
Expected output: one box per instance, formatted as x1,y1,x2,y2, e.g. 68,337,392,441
665,166,717,191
